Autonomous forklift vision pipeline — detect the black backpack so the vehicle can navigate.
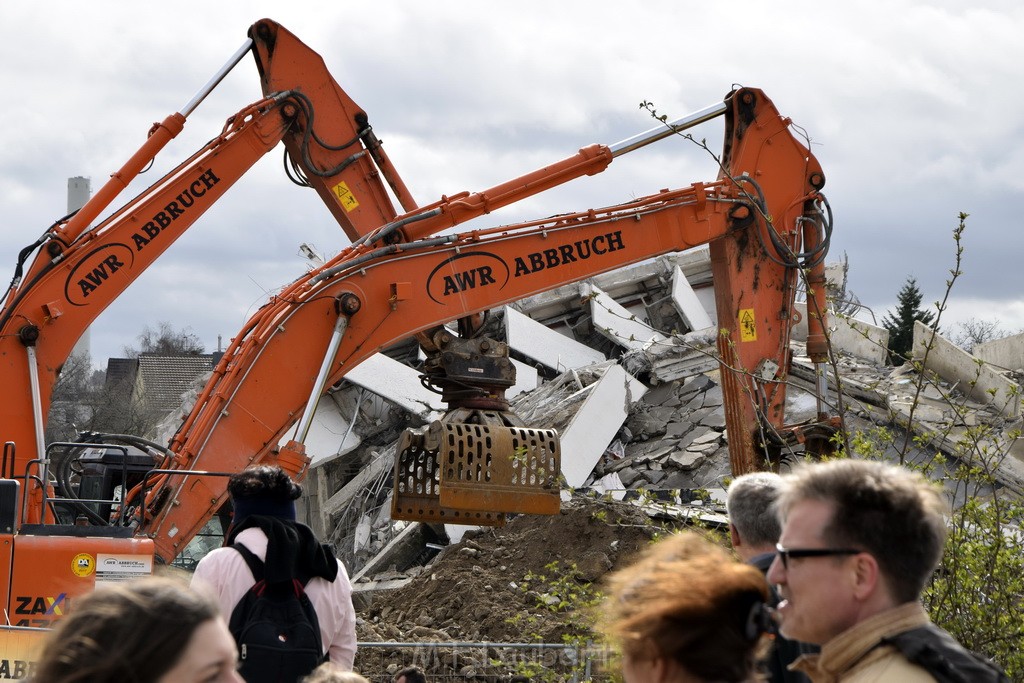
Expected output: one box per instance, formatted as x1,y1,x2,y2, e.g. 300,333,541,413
882,624,1010,683
228,543,325,683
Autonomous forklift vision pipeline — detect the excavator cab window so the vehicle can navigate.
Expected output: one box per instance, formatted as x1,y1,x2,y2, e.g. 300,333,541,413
51,445,155,525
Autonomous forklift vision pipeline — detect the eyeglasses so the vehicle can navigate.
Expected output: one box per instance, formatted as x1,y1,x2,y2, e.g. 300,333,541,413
775,543,862,569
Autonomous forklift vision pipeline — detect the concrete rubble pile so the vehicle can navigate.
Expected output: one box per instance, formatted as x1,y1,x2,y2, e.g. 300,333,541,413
262,248,1024,585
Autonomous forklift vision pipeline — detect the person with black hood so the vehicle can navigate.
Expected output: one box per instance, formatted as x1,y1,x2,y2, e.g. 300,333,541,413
191,465,357,671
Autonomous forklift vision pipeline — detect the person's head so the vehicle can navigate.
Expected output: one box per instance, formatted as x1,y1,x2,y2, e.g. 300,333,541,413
766,459,948,645
726,471,784,560
228,464,302,524
394,665,427,683
32,574,242,683
602,532,771,683
303,663,370,683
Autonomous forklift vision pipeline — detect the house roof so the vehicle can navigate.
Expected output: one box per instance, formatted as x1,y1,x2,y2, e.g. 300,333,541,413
135,354,214,413
104,357,138,390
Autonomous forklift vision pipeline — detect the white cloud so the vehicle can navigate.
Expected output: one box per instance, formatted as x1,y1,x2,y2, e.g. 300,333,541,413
2,1,1024,366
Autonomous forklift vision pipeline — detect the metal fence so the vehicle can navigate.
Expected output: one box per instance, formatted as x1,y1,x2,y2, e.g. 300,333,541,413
354,640,618,683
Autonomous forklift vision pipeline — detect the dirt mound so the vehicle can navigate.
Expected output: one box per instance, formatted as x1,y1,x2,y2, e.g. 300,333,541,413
356,495,687,645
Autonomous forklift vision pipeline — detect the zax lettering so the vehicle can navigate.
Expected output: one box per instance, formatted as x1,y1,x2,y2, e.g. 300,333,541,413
13,593,69,627
14,593,69,616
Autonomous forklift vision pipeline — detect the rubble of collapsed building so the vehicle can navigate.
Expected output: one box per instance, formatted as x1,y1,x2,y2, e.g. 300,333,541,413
273,246,1024,589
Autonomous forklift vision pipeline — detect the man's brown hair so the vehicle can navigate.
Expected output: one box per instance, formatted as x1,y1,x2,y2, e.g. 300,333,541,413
777,459,948,603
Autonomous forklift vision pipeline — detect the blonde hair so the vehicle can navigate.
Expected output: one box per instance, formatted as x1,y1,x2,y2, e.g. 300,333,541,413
302,663,370,683
602,532,769,682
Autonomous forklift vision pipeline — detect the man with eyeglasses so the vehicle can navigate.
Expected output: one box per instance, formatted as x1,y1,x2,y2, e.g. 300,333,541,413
766,459,951,681
727,472,814,682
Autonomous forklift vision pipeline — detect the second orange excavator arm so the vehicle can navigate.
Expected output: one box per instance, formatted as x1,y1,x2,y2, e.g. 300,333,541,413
0,96,296,519
0,21,419,519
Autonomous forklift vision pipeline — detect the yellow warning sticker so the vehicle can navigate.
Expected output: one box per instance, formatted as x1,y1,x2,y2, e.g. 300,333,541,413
331,181,359,212
71,553,95,577
739,309,757,342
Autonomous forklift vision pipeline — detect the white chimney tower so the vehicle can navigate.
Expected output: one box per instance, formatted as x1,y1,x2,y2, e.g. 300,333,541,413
68,176,92,360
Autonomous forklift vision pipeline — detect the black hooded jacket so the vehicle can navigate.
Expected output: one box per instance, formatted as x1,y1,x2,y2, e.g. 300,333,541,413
226,514,338,585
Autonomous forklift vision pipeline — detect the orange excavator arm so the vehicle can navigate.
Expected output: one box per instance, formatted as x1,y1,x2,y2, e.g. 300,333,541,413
0,23,412,521
248,19,419,240
0,96,296,522
134,85,834,562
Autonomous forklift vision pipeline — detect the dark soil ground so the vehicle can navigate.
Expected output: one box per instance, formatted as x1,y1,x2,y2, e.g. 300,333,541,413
354,495,696,680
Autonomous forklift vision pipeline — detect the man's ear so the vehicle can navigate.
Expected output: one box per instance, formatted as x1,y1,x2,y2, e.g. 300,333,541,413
729,523,742,548
851,552,880,601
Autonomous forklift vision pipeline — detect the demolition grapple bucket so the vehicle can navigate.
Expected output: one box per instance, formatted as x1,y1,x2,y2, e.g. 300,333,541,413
391,328,561,524
391,411,561,526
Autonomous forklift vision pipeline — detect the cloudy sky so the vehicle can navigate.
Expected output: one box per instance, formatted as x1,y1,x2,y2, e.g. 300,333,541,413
2,1,1022,365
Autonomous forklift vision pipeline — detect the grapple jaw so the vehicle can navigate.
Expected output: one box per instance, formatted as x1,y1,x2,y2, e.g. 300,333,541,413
391,409,561,525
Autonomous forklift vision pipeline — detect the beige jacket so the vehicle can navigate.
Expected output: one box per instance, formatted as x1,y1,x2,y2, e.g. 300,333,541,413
791,603,936,682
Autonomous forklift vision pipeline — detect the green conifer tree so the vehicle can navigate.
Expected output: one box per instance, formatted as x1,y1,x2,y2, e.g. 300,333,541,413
881,277,936,361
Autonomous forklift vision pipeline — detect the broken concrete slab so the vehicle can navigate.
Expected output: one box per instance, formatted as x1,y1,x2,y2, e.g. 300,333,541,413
513,247,713,323
690,429,722,447
642,381,679,407
323,449,395,519
888,400,946,424
666,420,695,438
304,395,362,468
583,283,666,351
974,331,1024,372
698,411,727,429
792,303,889,365
560,364,648,488
617,467,644,487
590,472,627,499
344,353,446,418
504,305,605,371
671,266,714,332
351,521,430,583
621,328,719,383
679,374,715,397
351,576,414,610
702,385,723,408
677,426,715,450
669,450,707,470
913,321,1021,418
508,358,539,398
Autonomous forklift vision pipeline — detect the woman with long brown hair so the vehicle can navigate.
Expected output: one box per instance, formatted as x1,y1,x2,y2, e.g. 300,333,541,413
602,532,773,683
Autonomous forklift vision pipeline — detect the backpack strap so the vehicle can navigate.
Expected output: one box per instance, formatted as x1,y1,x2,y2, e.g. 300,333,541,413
231,542,313,594
231,543,265,582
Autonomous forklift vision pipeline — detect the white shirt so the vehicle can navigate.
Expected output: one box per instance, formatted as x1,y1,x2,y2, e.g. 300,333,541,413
191,527,357,669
